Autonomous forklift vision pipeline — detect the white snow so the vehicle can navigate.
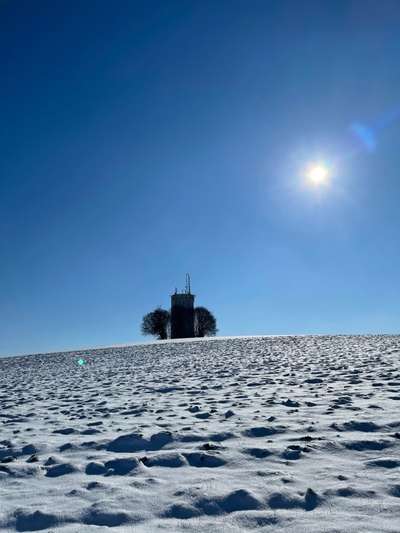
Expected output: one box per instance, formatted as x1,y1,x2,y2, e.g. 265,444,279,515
0,335,399,532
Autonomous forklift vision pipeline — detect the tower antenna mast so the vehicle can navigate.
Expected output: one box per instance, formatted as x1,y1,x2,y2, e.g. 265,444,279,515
185,273,191,294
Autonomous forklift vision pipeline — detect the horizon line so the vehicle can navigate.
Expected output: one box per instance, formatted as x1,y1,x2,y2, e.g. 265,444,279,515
2,332,399,359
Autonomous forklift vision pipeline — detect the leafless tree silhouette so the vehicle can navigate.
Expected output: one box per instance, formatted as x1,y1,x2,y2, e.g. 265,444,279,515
194,306,217,337
141,307,170,340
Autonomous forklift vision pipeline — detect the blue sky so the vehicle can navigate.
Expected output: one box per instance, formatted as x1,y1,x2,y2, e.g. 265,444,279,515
1,0,400,356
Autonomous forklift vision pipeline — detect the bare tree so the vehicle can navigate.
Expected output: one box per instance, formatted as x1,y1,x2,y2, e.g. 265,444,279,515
141,307,170,340
194,307,217,337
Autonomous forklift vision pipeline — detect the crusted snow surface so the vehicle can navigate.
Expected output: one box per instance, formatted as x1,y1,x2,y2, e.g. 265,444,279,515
0,335,400,532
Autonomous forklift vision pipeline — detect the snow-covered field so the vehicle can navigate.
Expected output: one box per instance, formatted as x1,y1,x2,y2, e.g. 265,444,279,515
1,335,400,532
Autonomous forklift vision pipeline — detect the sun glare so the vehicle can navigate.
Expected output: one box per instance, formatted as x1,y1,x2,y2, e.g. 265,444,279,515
306,163,330,187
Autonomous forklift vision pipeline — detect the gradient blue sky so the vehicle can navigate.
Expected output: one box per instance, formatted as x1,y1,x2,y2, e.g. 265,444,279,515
1,0,400,356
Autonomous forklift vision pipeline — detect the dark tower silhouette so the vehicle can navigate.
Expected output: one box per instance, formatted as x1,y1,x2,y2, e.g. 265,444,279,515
170,274,195,339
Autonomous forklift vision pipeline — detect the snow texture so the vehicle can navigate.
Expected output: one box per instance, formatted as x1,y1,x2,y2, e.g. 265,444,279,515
0,335,400,532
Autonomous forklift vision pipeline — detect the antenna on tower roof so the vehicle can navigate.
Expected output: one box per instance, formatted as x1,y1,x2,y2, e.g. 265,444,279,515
185,273,191,294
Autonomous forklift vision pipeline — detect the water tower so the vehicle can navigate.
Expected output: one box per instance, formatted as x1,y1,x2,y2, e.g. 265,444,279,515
170,274,195,339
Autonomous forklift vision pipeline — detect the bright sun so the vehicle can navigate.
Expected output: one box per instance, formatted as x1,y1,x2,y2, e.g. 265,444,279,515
306,164,330,187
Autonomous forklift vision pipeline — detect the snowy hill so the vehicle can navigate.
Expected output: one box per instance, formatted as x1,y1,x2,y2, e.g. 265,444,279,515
0,335,399,532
